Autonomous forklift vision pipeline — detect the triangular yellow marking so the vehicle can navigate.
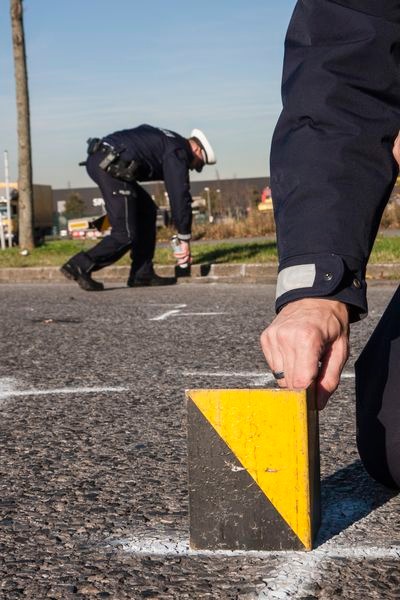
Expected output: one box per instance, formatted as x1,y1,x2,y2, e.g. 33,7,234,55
187,389,313,549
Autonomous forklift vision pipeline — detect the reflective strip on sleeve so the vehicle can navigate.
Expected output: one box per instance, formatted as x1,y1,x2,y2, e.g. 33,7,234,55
276,264,316,300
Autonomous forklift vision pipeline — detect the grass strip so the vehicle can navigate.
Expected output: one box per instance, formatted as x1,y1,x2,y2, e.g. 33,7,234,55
0,235,398,268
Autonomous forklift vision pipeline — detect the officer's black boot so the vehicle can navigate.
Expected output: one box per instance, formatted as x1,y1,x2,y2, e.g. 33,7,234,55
60,253,104,291
127,264,176,287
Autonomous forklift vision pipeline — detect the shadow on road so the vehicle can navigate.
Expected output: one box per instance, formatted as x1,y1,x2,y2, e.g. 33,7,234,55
316,459,397,546
195,241,277,265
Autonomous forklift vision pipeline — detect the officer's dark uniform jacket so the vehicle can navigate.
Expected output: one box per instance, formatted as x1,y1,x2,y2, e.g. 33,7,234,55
103,124,194,239
272,0,400,320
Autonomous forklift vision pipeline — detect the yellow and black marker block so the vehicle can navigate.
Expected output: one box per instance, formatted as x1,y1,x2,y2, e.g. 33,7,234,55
186,388,320,551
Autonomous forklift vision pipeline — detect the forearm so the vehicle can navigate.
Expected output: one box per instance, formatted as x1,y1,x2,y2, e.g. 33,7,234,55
163,157,193,237
272,0,400,320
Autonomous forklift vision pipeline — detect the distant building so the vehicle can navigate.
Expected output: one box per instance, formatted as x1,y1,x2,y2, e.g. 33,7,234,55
52,176,270,220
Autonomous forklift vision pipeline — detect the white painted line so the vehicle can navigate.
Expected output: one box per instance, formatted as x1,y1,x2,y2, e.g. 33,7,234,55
0,378,128,401
113,534,400,560
150,309,183,321
180,370,275,385
113,532,400,598
175,312,226,317
148,303,187,308
0,377,19,403
0,386,128,399
149,304,226,320
181,370,276,379
180,370,355,384
257,544,400,599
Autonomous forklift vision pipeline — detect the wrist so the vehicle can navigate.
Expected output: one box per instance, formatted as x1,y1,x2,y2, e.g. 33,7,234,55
177,233,191,241
281,297,350,324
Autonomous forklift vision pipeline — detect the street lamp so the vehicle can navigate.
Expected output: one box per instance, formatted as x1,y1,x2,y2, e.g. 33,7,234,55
204,187,212,223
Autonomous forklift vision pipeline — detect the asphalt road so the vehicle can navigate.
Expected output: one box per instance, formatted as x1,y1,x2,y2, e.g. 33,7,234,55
1,281,400,599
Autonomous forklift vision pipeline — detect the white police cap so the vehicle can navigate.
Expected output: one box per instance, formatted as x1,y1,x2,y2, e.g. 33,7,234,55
190,128,217,165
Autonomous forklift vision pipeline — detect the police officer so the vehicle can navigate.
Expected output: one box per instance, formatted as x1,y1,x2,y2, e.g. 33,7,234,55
61,124,216,291
260,1,400,487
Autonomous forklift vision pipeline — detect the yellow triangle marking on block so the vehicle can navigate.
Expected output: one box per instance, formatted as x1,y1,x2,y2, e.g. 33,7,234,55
187,388,313,549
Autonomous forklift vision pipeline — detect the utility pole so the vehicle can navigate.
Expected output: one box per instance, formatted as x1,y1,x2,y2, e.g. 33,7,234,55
10,0,34,249
204,187,212,223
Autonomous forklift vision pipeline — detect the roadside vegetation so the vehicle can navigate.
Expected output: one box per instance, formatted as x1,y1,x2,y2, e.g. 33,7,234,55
0,210,400,267
157,211,276,242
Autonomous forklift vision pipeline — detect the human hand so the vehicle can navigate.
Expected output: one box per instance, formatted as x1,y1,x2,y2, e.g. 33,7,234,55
260,298,350,410
174,240,192,267
393,131,400,166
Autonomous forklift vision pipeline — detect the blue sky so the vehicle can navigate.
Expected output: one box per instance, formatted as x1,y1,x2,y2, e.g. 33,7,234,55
0,1,296,189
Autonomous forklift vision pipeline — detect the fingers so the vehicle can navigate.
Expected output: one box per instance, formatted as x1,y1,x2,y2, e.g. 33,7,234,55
173,240,191,266
261,322,321,391
260,298,350,409
393,131,400,166
260,329,287,387
316,336,349,410
175,251,192,266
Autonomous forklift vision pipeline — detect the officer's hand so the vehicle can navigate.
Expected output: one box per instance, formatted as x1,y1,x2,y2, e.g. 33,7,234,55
393,131,400,166
174,240,192,267
260,298,350,410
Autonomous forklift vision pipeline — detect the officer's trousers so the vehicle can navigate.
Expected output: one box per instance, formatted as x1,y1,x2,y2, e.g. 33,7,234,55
72,151,157,280
356,285,400,489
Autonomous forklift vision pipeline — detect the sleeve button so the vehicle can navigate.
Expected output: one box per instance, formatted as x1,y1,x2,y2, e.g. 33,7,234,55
353,278,361,289
323,272,333,281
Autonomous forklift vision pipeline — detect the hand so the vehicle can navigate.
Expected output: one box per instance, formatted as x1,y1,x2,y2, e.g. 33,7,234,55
174,240,192,267
260,298,350,410
393,131,400,166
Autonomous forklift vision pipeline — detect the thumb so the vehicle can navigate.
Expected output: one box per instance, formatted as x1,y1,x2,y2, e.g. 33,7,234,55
393,131,400,166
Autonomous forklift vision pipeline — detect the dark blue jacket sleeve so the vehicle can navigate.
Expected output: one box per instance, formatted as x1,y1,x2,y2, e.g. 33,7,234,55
163,149,193,237
271,0,400,321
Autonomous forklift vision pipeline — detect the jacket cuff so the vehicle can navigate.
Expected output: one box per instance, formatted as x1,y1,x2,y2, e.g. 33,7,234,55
177,233,191,241
275,253,367,322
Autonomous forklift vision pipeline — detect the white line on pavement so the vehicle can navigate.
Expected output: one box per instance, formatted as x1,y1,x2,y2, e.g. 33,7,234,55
175,312,226,317
2,387,128,398
148,304,188,307
149,306,226,320
113,533,400,598
114,534,400,560
0,378,128,401
180,370,355,384
257,545,400,599
149,309,183,321
148,303,187,320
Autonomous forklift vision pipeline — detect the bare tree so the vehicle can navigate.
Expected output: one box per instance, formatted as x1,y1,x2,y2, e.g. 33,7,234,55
10,0,34,249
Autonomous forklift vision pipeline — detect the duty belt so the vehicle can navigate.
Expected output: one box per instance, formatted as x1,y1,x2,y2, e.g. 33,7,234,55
82,137,140,182
87,137,112,156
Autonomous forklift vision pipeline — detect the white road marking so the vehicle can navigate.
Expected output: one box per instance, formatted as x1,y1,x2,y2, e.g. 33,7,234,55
113,534,400,560
1,386,128,398
113,532,400,598
0,377,19,403
180,370,355,385
180,370,275,385
257,545,400,599
149,303,187,320
175,312,226,317
148,303,188,307
150,309,183,321
149,303,226,321
0,377,128,401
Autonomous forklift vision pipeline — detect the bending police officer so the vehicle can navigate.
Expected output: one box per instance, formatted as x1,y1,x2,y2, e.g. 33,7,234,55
61,124,216,291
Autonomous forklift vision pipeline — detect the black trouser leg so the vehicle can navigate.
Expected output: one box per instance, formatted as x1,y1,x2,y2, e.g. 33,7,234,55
70,153,137,273
356,285,400,489
128,184,157,280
